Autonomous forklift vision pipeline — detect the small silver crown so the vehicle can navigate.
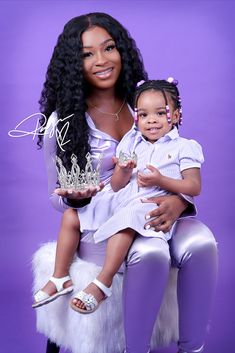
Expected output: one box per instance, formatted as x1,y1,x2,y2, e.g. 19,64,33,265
55,152,102,190
118,150,137,164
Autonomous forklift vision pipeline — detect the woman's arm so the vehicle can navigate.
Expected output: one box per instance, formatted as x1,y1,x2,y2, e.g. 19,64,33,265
43,113,69,212
138,165,201,196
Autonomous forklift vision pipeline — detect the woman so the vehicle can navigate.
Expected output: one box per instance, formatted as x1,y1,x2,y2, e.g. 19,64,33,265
38,13,218,353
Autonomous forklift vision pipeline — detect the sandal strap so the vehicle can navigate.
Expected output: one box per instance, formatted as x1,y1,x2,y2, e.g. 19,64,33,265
34,290,49,302
76,290,98,311
50,275,71,292
93,278,112,298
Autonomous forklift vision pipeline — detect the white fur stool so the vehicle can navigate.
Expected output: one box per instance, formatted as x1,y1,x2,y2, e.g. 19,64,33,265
32,242,179,353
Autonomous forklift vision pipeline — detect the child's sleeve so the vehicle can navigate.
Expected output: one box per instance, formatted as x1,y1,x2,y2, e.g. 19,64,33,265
179,139,204,172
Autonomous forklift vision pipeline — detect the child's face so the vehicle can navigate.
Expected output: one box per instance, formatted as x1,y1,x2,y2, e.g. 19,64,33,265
136,89,179,143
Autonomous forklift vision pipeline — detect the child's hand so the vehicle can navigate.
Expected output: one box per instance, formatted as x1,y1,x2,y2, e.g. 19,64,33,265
137,165,162,187
112,156,137,172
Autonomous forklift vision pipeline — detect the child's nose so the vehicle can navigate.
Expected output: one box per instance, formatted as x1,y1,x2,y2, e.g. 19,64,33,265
147,114,157,123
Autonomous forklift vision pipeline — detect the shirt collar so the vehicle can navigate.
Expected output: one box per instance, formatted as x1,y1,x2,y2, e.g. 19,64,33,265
159,126,179,142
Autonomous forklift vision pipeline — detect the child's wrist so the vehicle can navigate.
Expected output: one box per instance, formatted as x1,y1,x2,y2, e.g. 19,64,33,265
156,174,164,187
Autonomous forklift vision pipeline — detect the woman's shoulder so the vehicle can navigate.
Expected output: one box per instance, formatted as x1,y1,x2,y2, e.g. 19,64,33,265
47,111,58,125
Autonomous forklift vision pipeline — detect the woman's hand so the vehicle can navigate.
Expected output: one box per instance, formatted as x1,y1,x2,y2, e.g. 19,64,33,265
142,194,188,232
54,182,104,200
137,164,162,187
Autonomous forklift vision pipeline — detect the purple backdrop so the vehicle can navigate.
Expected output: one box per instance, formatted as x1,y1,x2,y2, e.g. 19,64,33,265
1,1,234,352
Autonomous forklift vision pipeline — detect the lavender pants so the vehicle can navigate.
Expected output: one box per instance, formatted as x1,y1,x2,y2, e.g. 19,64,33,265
120,218,218,353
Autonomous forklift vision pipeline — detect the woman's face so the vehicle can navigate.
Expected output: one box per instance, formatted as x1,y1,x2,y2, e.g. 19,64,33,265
137,90,179,143
81,26,122,91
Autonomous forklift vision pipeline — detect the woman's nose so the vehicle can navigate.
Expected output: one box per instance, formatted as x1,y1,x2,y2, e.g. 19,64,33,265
95,51,108,65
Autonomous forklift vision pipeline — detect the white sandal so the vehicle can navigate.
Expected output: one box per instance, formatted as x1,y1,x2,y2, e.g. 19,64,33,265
32,275,74,308
70,278,112,314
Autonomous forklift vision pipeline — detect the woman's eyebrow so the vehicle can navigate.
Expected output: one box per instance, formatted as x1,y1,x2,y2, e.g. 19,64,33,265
82,38,114,49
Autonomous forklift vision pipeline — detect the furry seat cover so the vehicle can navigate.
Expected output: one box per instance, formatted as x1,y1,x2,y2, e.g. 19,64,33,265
32,242,179,353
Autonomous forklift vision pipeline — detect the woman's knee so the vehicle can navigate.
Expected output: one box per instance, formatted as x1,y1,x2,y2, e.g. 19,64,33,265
171,218,218,266
126,236,170,267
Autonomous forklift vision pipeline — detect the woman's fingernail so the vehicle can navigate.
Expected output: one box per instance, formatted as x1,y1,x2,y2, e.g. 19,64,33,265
145,214,150,220
145,224,151,230
141,197,147,202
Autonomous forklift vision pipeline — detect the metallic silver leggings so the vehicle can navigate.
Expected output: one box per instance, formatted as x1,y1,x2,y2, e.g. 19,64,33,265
123,218,218,353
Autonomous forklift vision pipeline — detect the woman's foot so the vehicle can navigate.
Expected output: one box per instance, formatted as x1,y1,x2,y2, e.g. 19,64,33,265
32,275,74,308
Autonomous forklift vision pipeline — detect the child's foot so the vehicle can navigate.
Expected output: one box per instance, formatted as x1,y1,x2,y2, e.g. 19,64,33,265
40,277,73,296
32,275,74,308
72,282,104,310
70,278,112,313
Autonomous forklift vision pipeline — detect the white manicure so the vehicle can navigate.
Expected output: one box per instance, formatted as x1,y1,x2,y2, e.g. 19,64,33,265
145,224,151,230
145,214,150,220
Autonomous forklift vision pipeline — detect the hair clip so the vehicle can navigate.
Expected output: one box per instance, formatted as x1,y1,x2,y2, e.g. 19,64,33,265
134,108,138,124
166,104,171,124
136,80,145,87
167,77,178,86
179,108,183,125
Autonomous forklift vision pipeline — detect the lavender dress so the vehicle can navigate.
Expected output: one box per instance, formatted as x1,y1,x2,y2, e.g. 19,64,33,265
78,126,204,243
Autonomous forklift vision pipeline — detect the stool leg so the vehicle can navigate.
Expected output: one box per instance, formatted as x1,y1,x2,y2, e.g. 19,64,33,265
46,339,60,353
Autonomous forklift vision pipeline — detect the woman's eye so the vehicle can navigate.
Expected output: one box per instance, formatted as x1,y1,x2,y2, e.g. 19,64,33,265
82,52,93,58
105,44,116,52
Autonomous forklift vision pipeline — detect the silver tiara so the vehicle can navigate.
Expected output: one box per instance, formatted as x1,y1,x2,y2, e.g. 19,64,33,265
118,151,137,164
55,152,102,190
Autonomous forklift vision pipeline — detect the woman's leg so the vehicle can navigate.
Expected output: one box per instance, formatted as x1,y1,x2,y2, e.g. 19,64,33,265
73,228,136,309
40,208,80,296
123,236,170,353
170,218,218,353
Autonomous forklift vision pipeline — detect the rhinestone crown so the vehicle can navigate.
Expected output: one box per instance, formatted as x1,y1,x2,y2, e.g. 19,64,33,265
55,152,102,190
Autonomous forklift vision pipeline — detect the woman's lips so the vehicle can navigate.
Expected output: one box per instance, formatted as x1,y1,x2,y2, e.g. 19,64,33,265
94,67,113,78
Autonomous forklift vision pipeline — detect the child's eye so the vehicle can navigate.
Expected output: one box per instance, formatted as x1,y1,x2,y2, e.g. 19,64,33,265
82,52,93,59
138,113,147,119
105,44,116,52
157,111,166,117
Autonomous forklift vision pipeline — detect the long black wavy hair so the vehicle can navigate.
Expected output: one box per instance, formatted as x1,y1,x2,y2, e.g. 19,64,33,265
38,12,148,170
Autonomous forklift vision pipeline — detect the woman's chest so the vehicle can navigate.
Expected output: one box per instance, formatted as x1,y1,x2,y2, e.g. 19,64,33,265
89,106,133,141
